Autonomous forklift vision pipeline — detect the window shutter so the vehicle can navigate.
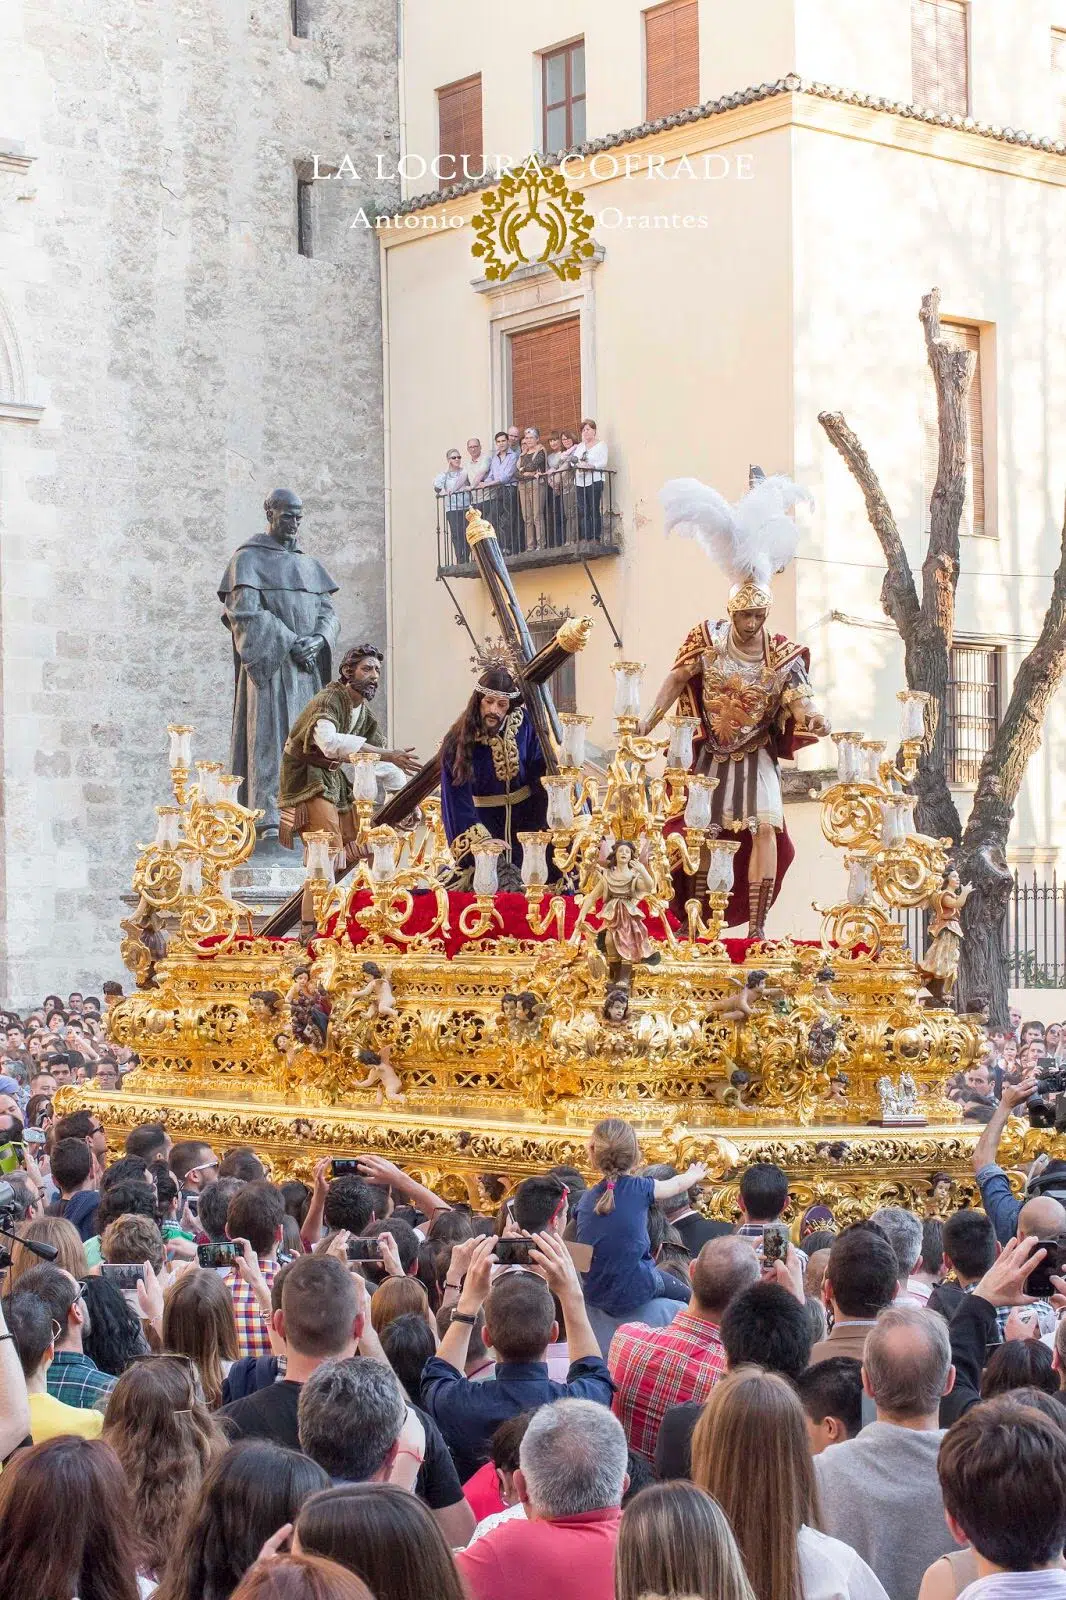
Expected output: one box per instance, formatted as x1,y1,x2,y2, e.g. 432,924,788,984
922,320,985,538
1053,30,1066,138
438,75,483,178
509,319,582,445
911,0,968,115
645,0,699,121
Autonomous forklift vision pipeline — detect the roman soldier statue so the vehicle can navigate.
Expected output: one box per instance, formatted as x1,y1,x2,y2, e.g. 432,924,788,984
638,471,830,939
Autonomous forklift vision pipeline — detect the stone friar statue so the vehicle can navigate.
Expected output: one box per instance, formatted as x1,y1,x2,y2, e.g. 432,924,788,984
218,488,340,837
639,470,830,939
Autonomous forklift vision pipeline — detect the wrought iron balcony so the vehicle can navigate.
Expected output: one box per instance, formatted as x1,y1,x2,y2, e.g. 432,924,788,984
436,467,621,578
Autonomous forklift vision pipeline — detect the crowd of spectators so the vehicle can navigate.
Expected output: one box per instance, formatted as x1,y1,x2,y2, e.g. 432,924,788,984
2,990,1066,1597
434,421,609,560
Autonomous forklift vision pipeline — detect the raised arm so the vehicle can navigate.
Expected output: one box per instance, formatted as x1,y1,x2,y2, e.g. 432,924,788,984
637,661,698,738
356,1154,451,1220
652,1161,708,1202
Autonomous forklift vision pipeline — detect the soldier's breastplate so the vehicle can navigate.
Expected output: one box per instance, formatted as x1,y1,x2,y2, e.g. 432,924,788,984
700,649,787,755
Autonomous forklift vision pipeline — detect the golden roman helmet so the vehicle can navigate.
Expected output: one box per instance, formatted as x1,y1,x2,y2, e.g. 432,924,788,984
727,577,773,615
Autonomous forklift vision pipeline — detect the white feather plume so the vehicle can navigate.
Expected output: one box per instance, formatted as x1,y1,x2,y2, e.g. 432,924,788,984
658,472,813,586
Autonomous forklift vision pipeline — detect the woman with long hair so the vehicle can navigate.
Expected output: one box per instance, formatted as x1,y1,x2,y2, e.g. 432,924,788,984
81,1273,149,1375
232,1555,375,1600
615,1481,755,1600
162,1266,241,1408
692,1367,889,1600
0,1435,145,1600
103,1354,228,1580
295,1483,466,1600
155,1440,329,1600
8,1214,87,1285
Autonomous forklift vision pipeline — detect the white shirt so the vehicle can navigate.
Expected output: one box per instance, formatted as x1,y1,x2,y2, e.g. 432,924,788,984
960,1577,1066,1599
313,706,368,761
466,454,489,485
571,439,608,484
798,1524,890,1600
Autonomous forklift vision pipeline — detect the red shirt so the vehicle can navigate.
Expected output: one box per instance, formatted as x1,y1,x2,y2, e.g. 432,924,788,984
463,1460,505,1520
608,1308,726,1459
456,1507,621,1600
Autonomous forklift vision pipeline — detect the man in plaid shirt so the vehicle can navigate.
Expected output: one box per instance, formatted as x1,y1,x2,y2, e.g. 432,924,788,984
16,1264,117,1410
607,1236,759,1459
218,1180,286,1359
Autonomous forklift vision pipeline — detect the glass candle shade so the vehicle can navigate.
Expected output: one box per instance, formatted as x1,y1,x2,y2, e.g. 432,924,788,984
304,831,334,882
558,714,592,769
898,689,931,743
880,796,910,847
684,776,715,831
218,774,243,804
612,661,645,719
861,741,887,785
833,733,864,784
167,725,193,769
471,838,508,897
517,831,551,887
706,838,740,895
178,854,203,897
666,716,701,770
154,807,182,850
543,776,575,830
195,762,222,804
351,752,379,803
847,856,873,905
217,869,233,900
366,827,399,884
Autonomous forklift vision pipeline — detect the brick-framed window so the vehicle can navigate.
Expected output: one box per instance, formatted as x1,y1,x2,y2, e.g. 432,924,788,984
644,0,699,120
542,40,586,153
911,0,969,116
437,73,483,183
946,643,1002,785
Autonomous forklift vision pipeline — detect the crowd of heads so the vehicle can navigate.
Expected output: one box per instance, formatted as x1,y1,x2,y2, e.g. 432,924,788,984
1,983,1066,1598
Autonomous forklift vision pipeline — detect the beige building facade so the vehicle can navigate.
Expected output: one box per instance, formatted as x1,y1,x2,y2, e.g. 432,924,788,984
382,0,1066,939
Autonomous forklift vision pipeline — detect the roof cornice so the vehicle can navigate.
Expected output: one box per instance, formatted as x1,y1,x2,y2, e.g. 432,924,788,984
393,73,1066,215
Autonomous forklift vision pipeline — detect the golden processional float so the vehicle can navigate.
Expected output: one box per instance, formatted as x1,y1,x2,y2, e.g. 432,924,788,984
60,507,1012,1226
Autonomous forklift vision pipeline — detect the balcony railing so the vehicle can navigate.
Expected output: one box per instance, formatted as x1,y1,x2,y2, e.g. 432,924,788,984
893,871,1066,990
436,467,621,577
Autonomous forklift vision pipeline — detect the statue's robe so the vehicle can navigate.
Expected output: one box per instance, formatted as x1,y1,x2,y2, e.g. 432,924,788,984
218,534,340,830
440,706,549,884
667,619,818,928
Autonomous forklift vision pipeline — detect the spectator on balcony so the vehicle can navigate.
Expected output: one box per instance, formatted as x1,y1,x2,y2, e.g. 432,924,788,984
435,449,471,565
506,425,521,457
484,431,519,553
517,428,549,552
570,419,608,543
548,431,578,548
466,437,490,493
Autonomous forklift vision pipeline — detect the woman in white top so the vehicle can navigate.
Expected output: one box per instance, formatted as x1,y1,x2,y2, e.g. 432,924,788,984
692,1366,889,1600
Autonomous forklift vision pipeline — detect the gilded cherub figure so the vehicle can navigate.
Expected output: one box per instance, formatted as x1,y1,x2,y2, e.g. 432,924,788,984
573,839,660,984
355,1045,405,1104
353,960,398,1021
706,969,783,1025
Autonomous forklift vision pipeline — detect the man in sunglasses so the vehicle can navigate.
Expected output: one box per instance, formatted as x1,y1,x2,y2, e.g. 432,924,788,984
15,1264,117,1410
169,1139,220,1209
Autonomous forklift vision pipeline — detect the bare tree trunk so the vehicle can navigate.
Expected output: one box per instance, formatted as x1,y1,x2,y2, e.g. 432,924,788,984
957,504,1066,1015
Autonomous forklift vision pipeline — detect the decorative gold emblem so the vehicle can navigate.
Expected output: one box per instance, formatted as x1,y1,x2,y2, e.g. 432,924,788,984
471,159,597,282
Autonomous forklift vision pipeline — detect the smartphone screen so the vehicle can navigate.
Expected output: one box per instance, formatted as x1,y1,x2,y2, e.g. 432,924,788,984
101,1263,145,1289
346,1237,382,1261
197,1242,239,1269
331,1159,362,1178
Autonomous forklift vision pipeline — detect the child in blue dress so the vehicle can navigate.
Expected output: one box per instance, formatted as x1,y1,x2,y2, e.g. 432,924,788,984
576,1116,708,1318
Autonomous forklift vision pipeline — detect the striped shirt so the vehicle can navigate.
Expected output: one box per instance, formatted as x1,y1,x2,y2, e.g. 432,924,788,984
608,1309,726,1459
